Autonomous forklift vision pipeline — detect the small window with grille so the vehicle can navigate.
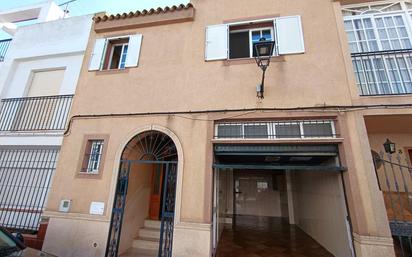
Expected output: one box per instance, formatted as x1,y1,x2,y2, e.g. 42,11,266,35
216,124,243,138
215,120,336,139
81,140,104,174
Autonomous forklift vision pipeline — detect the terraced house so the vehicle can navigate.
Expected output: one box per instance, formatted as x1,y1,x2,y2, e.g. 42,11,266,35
0,1,92,250
36,0,412,257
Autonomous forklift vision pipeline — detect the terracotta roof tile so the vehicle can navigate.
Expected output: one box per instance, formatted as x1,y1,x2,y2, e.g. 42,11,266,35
94,3,194,23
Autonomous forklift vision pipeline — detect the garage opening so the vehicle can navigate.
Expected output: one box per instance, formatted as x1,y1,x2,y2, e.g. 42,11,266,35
212,144,354,257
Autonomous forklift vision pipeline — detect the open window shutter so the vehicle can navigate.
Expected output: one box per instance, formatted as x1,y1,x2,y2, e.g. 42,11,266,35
89,38,106,71
125,34,143,68
205,24,228,61
275,16,305,55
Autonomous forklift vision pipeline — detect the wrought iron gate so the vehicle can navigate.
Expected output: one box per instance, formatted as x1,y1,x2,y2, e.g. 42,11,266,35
105,161,130,257
158,162,177,257
105,160,177,257
373,151,412,257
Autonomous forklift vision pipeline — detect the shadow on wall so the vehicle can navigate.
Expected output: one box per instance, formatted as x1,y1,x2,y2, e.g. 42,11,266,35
118,161,152,255
291,171,352,257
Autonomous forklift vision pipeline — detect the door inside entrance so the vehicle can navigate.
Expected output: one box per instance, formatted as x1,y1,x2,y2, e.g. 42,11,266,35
150,164,164,220
212,144,355,257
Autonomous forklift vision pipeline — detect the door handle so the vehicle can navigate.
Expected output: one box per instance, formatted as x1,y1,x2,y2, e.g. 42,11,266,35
235,191,242,194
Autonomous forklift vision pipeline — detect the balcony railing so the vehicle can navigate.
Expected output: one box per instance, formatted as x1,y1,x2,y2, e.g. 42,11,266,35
0,39,12,62
351,49,412,96
0,95,73,132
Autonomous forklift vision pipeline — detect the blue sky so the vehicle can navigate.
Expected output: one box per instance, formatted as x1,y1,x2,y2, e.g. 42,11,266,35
0,0,189,39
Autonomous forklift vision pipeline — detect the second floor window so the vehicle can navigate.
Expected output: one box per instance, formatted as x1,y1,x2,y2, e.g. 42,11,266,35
229,23,274,59
107,41,129,70
205,16,305,61
343,2,412,53
88,34,142,71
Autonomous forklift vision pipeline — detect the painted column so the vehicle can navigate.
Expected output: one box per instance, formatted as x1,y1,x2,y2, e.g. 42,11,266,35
339,112,395,257
285,171,296,225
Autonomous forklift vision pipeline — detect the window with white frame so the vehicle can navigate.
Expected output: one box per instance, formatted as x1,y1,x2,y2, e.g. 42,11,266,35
88,34,142,71
108,42,129,69
343,1,412,53
205,16,305,61
342,1,412,95
82,140,104,174
229,23,274,59
215,120,336,139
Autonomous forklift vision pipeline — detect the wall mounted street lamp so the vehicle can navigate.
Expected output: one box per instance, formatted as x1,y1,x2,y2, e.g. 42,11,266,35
383,138,396,154
254,38,275,99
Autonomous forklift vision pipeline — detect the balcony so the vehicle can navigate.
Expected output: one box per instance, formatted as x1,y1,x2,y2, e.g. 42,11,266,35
0,95,73,132
351,49,412,96
0,39,11,62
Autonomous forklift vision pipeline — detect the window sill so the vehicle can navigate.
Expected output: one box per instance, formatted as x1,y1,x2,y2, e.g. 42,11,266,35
76,172,102,179
94,68,130,75
223,56,285,66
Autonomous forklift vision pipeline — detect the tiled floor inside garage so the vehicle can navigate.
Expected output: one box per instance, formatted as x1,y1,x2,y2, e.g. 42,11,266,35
216,215,335,257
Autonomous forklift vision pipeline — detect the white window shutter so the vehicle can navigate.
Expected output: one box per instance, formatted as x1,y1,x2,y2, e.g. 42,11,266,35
205,24,228,61
89,38,106,71
275,16,305,55
125,34,143,68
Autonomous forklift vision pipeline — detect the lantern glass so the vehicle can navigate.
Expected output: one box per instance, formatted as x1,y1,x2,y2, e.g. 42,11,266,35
254,40,275,58
383,138,396,154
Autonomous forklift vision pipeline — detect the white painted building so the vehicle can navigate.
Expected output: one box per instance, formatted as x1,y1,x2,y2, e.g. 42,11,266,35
0,1,92,235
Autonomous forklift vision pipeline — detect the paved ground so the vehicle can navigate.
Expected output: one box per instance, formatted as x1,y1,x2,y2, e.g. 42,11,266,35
216,215,335,257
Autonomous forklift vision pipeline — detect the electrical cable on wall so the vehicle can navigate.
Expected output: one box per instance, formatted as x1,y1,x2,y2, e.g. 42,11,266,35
64,103,412,136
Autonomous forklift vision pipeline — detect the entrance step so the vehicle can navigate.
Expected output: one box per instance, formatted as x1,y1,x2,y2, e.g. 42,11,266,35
131,219,162,255
138,228,160,240
132,238,159,250
120,248,157,257
144,219,161,229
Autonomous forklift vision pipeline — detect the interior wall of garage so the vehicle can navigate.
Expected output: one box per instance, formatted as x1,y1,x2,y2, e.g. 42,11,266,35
220,170,284,218
291,171,353,257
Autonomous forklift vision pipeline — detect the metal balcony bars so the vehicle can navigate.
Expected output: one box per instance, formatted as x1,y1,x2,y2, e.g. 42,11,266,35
351,49,412,96
0,95,73,132
0,39,11,62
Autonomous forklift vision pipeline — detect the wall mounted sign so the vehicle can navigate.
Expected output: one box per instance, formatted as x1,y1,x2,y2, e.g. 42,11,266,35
90,201,105,215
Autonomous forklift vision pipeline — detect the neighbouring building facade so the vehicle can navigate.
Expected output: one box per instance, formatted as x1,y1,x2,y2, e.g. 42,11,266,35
39,1,412,257
0,1,93,249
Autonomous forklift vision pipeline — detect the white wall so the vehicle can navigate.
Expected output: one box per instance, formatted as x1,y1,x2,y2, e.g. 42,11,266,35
291,171,353,257
0,14,93,99
230,170,282,217
0,14,92,147
4,14,92,59
2,54,84,98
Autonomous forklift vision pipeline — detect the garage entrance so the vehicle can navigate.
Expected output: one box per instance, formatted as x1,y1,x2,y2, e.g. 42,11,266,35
212,144,355,257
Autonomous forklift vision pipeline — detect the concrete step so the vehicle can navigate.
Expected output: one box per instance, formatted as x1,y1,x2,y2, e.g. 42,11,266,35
132,238,160,251
138,228,160,240
120,248,158,257
144,219,161,229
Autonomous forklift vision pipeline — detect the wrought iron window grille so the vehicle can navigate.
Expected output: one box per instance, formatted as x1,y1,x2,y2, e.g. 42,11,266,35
0,148,59,232
214,120,337,140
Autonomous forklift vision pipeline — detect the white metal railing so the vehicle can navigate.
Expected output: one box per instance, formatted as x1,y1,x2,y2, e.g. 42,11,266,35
214,120,337,140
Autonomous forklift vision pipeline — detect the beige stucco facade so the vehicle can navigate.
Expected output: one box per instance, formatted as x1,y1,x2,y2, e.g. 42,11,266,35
41,0,412,257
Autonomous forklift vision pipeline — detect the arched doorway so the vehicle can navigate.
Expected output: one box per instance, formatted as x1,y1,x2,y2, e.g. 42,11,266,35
105,130,178,257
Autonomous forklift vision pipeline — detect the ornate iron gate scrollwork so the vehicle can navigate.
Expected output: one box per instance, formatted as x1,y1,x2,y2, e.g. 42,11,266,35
372,151,412,257
105,130,178,257
105,161,130,257
159,162,177,257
